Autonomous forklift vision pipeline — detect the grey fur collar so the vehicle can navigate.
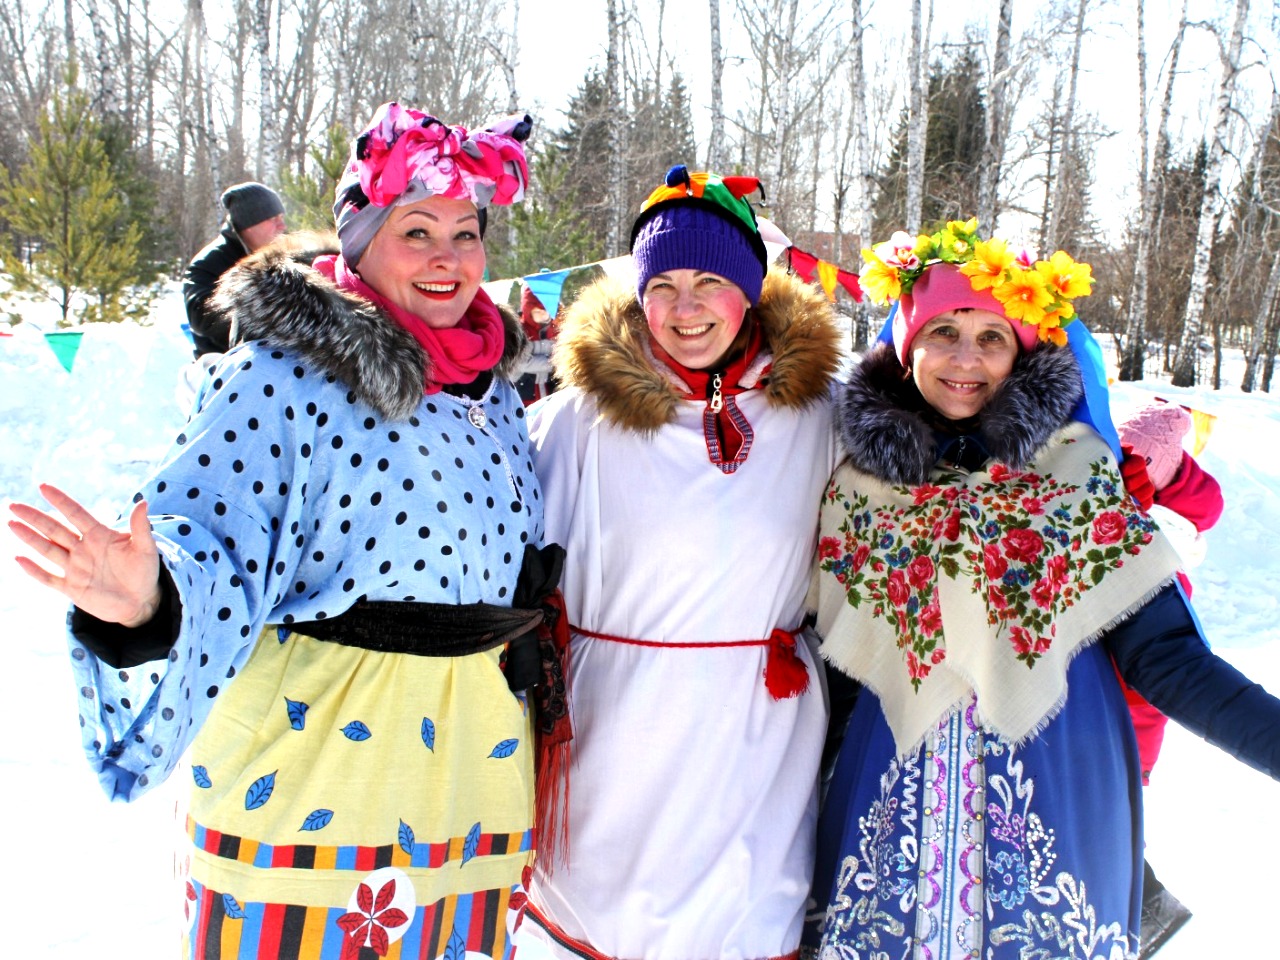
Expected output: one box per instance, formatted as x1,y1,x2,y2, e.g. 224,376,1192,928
837,341,1084,485
210,232,525,422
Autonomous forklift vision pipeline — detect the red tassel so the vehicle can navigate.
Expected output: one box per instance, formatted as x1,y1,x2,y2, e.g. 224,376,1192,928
535,591,573,873
763,628,809,700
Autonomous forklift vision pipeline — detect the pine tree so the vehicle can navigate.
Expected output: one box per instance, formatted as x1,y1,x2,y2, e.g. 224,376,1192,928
873,49,989,234
628,71,700,211
98,115,169,283
279,122,352,233
495,143,598,279
1145,142,1207,366
0,68,143,325
551,69,614,256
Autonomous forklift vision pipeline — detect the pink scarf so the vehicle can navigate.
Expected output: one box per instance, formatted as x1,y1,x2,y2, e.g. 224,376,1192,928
313,254,506,393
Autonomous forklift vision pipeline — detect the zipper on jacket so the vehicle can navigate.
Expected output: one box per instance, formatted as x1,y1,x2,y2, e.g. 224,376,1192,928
708,372,724,413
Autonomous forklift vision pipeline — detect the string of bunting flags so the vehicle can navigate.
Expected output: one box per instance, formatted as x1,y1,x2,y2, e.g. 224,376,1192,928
482,222,863,318
785,247,863,303
13,233,858,375
0,285,1221,461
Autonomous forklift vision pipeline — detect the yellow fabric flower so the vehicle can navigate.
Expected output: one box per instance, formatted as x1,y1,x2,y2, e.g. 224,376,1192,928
937,230,969,260
859,249,902,305
960,238,1015,291
994,268,1053,325
1036,251,1094,300
913,233,938,262
1038,309,1071,346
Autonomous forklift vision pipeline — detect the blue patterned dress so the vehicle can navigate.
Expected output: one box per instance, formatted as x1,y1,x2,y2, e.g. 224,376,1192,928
810,641,1144,960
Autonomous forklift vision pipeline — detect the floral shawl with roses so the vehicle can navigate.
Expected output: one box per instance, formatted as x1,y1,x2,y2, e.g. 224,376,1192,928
815,420,1182,757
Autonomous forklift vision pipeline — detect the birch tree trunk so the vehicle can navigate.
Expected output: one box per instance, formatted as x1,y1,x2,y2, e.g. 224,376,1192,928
193,0,219,196
1119,0,1188,379
1240,92,1280,391
227,1,248,178
177,2,193,250
1242,248,1280,391
490,0,520,112
119,0,134,134
1264,313,1280,392
708,0,726,171
1046,0,1088,250
605,0,627,255
62,0,74,62
1118,0,1152,380
850,0,872,347
905,0,926,231
976,0,1012,230
143,0,155,165
769,0,800,199
253,0,279,183
407,0,422,104
83,3,117,116
1171,0,1249,387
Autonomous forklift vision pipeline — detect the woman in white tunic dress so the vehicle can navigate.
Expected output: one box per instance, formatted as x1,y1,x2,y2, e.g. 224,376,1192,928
516,166,843,960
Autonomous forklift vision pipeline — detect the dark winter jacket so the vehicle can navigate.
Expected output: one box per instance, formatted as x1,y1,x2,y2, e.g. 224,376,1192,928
835,341,1280,780
182,223,248,356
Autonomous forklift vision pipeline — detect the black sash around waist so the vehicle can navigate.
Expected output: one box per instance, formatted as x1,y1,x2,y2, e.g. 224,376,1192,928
278,544,564,693
287,599,544,657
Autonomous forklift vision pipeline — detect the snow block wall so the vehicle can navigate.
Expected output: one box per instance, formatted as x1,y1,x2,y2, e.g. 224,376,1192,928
0,290,193,516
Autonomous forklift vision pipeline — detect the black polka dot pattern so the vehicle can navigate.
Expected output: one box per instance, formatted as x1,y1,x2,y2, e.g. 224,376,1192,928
67,345,543,801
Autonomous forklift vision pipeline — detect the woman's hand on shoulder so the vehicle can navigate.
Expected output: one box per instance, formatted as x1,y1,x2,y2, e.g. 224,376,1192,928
8,483,162,627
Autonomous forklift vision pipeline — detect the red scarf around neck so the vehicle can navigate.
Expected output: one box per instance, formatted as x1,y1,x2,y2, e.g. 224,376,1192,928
651,323,765,467
313,253,506,394
650,322,764,402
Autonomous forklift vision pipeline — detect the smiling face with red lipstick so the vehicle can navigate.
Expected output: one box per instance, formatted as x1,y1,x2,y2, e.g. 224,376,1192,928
355,194,485,329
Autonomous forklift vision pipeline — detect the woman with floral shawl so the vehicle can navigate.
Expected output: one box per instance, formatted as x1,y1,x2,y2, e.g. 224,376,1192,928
9,102,555,959
806,221,1280,960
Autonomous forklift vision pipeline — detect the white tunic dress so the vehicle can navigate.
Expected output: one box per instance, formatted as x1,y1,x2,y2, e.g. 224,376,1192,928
519,379,837,960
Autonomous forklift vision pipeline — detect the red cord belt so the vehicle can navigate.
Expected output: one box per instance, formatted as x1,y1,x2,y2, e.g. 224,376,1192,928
569,624,811,701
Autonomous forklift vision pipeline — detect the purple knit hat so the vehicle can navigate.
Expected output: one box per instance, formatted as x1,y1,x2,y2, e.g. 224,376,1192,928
630,166,768,305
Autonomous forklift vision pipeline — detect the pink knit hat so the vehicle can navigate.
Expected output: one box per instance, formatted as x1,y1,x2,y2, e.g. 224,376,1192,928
1118,402,1192,489
892,263,1040,365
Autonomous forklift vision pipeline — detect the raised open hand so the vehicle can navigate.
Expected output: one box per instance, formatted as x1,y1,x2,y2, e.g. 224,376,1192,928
8,483,162,627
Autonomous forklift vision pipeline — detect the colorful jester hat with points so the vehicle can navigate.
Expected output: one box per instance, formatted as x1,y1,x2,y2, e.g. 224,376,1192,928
861,218,1095,364
630,165,770,305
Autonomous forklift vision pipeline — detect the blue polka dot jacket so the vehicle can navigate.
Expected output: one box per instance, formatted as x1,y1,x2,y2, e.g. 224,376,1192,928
67,235,544,800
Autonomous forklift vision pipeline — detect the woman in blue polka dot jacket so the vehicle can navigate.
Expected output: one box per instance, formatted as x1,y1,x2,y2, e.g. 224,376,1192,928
8,102,559,959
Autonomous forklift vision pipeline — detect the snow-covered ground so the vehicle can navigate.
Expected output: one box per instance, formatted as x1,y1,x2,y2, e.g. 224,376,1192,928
2,287,1277,958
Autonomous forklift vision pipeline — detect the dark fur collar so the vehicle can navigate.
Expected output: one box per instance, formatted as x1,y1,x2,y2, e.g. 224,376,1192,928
553,268,843,432
210,231,525,422
837,341,1084,485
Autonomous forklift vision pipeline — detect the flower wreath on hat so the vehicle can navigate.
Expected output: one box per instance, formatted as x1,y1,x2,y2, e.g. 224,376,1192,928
860,218,1095,347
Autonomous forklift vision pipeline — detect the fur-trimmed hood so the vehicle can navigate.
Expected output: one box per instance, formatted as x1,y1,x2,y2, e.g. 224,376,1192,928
553,268,843,432
838,340,1084,485
210,231,525,422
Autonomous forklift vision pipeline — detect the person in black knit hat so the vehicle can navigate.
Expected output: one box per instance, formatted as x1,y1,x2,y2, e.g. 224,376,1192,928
182,181,287,357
